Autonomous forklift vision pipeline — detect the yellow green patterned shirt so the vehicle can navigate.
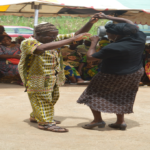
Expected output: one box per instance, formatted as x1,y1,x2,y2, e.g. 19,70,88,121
18,33,74,93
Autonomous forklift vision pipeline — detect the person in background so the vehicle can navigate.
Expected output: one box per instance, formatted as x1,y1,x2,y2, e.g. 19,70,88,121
77,38,99,56
78,38,109,80
15,36,25,45
145,43,150,81
0,35,23,85
99,37,110,48
0,25,8,36
62,50,89,84
62,41,82,68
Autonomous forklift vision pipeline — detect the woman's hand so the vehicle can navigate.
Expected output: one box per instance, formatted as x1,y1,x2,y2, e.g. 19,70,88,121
89,13,105,24
89,12,107,23
89,13,101,24
97,12,107,19
73,33,91,42
90,36,100,43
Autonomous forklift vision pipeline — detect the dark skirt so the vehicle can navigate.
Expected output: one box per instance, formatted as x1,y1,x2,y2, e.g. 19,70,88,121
77,68,144,114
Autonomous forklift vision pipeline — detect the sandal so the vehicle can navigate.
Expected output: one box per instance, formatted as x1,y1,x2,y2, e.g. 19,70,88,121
30,117,61,124
38,124,68,133
30,117,37,123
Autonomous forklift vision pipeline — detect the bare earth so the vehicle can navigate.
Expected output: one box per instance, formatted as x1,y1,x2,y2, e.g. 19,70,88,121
0,83,150,150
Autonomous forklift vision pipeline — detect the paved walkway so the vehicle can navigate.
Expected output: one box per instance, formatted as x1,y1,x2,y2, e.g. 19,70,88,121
0,83,150,150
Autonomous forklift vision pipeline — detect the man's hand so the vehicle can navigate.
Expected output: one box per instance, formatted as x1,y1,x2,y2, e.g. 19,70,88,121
97,12,107,19
89,12,107,24
73,33,91,42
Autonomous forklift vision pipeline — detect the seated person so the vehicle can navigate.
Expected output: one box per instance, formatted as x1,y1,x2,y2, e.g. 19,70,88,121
78,38,109,80
61,42,82,68
99,37,110,48
62,51,89,84
15,36,25,45
0,35,23,85
78,55,101,80
0,25,8,35
145,43,150,81
77,38,99,56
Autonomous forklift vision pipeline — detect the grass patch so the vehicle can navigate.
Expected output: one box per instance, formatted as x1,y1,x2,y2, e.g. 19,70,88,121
0,16,108,35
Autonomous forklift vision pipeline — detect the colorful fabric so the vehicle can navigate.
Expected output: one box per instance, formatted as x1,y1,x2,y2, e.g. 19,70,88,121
77,45,100,55
29,84,59,124
145,62,150,80
61,47,81,67
0,45,21,76
77,67,144,114
18,33,74,124
80,55,100,80
18,36,72,93
99,40,110,47
56,33,75,41
64,64,81,79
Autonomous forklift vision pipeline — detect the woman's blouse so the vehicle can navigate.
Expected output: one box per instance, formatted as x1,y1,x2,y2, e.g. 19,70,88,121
92,31,146,75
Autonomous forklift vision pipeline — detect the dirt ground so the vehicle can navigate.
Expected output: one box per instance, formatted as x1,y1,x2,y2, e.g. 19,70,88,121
0,83,150,150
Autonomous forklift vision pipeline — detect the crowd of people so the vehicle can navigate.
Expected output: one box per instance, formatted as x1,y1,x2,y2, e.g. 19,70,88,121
0,12,149,132
0,25,110,85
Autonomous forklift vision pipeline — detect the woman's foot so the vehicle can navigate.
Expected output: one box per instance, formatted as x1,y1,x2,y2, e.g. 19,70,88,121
82,121,106,129
108,122,127,130
38,124,68,132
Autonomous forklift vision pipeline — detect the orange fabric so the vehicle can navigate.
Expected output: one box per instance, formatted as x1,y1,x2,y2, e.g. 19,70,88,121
145,62,150,80
6,50,20,65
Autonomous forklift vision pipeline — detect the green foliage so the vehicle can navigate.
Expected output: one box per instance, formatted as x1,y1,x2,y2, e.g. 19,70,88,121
0,16,108,35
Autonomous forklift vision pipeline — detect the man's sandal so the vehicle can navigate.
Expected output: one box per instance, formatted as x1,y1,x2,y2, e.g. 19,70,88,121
38,124,68,133
30,117,61,124
30,117,37,123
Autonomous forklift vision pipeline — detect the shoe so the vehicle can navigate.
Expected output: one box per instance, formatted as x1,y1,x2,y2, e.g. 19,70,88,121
82,121,106,129
108,123,127,130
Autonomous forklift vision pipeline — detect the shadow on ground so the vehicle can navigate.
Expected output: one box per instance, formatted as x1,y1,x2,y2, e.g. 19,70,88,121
24,116,140,131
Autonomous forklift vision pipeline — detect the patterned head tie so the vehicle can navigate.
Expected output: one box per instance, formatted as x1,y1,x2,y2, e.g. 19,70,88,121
35,22,58,34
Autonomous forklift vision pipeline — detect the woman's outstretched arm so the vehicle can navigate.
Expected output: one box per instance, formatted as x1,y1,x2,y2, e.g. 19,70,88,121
75,13,101,35
97,12,134,25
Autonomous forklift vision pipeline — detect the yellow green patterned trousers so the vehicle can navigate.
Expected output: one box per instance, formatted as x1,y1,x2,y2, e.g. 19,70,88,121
28,85,59,124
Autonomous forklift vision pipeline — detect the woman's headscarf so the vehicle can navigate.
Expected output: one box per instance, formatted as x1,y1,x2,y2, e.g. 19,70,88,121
105,23,139,36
